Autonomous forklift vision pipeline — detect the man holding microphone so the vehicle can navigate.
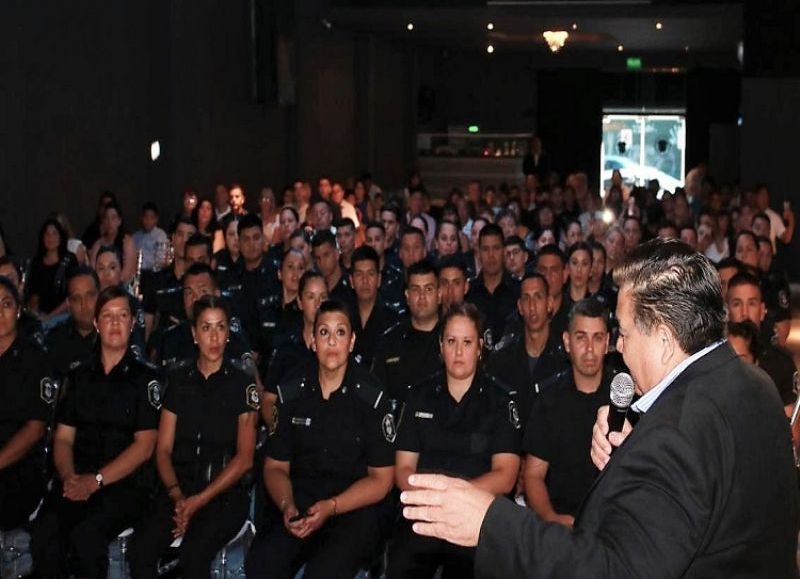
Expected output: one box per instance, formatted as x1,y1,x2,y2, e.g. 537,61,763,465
401,238,799,578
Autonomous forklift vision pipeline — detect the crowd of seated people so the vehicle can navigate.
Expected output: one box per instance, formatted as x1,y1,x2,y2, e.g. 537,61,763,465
0,167,796,579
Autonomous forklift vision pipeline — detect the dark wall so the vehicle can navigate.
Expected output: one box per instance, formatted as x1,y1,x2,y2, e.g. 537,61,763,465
0,1,291,255
537,69,603,187
685,68,741,173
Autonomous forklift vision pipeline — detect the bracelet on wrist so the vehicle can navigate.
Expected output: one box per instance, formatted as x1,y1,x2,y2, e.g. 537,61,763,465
330,497,338,516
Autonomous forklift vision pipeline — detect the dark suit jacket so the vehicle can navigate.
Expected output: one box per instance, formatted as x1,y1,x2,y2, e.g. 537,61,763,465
475,343,799,578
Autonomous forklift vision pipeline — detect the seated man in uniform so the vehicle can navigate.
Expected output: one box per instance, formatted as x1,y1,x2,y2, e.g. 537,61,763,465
311,230,355,315
438,255,470,314
523,298,613,527
725,271,797,411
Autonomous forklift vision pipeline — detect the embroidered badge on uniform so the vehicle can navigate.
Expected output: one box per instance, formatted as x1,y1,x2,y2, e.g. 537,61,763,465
483,328,494,350
40,377,57,405
230,317,242,335
382,413,397,443
246,384,261,410
242,352,255,371
779,290,789,310
148,380,163,409
508,400,521,430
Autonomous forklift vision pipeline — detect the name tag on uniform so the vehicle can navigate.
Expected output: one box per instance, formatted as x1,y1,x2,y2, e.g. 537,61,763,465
386,357,400,364
291,417,312,427
414,411,434,419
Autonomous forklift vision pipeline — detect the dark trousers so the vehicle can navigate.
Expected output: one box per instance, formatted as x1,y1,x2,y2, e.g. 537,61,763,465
245,506,381,579
386,521,475,579
129,489,248,579
0,465,45,531
30,482,146,579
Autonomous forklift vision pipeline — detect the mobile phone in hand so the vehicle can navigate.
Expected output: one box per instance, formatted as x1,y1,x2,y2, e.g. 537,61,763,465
289,512,308,523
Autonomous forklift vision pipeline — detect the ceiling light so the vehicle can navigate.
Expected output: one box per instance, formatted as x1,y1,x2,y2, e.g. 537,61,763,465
487,44,495,54
618,44,624,52
684,45,690,52
407,23,414,31
543,30,568,53
655,21,663,30
572,23,578,30
487,22,494,30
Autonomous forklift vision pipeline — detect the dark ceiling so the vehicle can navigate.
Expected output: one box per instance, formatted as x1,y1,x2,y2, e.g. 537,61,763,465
326,1,742,60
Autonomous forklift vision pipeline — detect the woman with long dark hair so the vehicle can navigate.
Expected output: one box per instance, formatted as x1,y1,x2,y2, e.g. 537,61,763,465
88,202,137,284
27,218,77,319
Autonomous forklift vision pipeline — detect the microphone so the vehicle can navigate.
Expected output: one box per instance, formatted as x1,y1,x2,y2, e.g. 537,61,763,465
608,372,635,433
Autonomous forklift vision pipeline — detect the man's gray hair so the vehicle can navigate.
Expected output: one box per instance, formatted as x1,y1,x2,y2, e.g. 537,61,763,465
613,238,725,354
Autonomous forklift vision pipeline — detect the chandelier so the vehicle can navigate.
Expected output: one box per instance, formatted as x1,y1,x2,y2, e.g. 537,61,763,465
543,30,569,53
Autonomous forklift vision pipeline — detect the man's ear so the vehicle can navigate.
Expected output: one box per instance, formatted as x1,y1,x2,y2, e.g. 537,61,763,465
562,331,570,353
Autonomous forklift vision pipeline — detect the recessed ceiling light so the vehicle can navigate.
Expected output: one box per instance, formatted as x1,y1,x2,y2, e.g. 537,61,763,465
618,44,624,52
656,21,663,30
487,22,494,31
407,23,414,31
572,23,578,30
487,44,495,54
684,45,690,52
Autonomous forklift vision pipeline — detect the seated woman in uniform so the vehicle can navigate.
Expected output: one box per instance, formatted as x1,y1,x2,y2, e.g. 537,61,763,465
0,276,54,531
94,244,147,356
246,299,395,579
130,295,259,579
31,286,160,579
388,302,521,579
262,270,328,423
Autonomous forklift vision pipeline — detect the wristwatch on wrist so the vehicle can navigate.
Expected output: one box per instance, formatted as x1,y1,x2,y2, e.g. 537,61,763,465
95,472,105,489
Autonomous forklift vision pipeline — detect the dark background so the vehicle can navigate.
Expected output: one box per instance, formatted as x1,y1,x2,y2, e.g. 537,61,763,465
1,0,798,276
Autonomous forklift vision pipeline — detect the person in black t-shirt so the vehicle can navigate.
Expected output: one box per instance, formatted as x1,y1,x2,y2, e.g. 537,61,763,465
523,298,613,527
31,286,160,579
245,300,395,579
27,218,77,319
130,295,259,579
388,302,521,579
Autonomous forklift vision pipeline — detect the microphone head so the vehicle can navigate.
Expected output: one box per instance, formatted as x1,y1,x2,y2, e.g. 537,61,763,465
610,372,635,408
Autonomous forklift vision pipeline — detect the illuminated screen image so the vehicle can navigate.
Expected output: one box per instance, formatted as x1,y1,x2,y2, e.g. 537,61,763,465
600,113,686,194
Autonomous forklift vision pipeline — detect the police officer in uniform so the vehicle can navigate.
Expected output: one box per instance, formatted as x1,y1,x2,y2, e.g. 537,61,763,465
350,245,407,368
31,286,160,579
372,260,442,405
465,224,520,349
249,248,304,376
227,214,281,355
130,295,259,579
45,266,99,379
523,298,616,526
0,256,46,350
362,221,404,307
142,217,197,341
0,276,55,530
245,300,395,579
388,303,521,578
311,230,356,316
486,273,569,427
151,263,252,375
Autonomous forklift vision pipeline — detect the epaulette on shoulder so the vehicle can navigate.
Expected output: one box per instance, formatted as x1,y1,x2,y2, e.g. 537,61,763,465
537,369,569,395
132,354,161,375
484,371,516,397
382,320,404,338
350,368,385,409
384,301,407,317
275,373,309,405
492,331,519,353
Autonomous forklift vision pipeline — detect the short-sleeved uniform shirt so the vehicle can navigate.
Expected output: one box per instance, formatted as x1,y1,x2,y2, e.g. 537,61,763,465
45,319,97,379
267,363,394,510
0,337,55,472
396,371,521,480
155,319,253,374
57,349,161,483
522,369,612,516
163,362,259,494
263,328,317,395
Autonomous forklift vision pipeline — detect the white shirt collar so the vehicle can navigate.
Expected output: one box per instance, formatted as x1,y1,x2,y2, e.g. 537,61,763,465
631,340,726,414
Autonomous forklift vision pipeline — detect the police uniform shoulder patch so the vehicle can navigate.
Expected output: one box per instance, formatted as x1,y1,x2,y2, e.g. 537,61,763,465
40,377,58,405
382,412,397,443
229,317,242,335
246,384,261,410
147,380,163,409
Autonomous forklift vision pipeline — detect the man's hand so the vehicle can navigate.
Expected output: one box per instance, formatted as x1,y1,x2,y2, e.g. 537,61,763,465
591,405,632,471
401,474,494,547
63,474,98,502
294,499,335,539
548,513,575,528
